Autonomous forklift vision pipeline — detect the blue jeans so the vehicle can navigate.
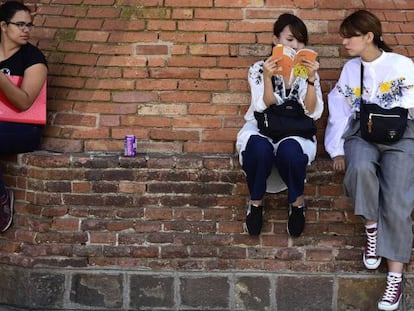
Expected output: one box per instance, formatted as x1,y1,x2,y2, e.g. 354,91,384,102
242,135,308,203
0,122,43,195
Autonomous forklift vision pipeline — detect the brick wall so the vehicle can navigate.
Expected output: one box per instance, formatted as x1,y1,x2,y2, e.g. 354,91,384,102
1,1,414,309
0,152,413,310
2,152,354,271
28,0,414,155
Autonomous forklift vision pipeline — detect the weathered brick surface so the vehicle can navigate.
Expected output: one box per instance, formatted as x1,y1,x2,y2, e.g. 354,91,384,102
129,275,175,309
234,276,271,310
1,1,414,309
0,265,65,309
0,151,413,310
25,1,414,154
70,273,123,308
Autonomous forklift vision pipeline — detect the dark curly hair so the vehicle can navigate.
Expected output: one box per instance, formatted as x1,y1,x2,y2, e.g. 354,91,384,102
0,1,31,23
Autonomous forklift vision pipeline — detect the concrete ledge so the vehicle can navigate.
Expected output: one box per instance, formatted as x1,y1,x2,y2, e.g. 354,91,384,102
0,265,413,310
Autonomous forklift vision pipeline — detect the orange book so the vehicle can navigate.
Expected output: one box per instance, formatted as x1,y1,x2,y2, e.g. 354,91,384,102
0,75,46,124
271,44,318,83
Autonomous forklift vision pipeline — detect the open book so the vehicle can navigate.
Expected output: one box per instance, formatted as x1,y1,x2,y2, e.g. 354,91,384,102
271,44,318,83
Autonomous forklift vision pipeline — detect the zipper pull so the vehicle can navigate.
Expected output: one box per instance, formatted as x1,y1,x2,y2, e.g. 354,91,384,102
264,113,268,127
368,113,373,133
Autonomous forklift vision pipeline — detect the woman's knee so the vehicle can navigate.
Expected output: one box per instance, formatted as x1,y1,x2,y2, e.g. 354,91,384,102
276,139,304,161
244,135,274,161
346,159,376,175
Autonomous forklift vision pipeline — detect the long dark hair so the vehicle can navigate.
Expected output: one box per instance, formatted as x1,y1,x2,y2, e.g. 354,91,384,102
0,1,31,23
339,10,392,52
273,13,309,46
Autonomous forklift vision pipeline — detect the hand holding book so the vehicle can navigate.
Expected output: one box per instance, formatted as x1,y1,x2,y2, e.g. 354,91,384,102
271,44,318,83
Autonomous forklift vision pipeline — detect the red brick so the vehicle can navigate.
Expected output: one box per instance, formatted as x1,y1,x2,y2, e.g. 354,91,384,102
63,54,99,66
150,68,199,79
85,78,135,90
184,142,235,154
76,19,103,30
159,32,206,43
189,104,239,116
195,8,243,19
215,0,264,7
90,44,133,55
49,77,85,88
52,218,80,231
168,56,217,67
44,16,77,28
202,129,239,141
306,249,334,261
173,116,222,128
207,33,256,44
135,44,169,55
54,113,97,127
147,20,177,31
87,7,121,18
103,19,145,31
108,32,158,43
75,30,110,42
58,42,91,53
149,129,199,141
160,91,211,103
189,45,230,56
165,0,213,7
178,20,228,32
97,55,146,67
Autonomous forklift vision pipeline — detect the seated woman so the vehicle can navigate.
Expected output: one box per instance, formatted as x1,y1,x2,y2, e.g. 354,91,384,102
325,10,414,311
236,13,324,237
0,1,48,232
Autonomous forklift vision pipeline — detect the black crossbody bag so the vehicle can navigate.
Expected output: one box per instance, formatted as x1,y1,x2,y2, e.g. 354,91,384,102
359,63,407,143
254,98,317,143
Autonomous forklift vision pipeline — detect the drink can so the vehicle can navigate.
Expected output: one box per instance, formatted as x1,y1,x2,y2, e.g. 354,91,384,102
124,135,136,157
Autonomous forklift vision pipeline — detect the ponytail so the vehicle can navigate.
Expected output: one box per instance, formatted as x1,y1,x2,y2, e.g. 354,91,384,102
376,36,392,52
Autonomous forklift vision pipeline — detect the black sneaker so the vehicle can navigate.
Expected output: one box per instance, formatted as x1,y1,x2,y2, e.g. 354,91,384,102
0,189,14,233
246,204,263,236
287,204,305,237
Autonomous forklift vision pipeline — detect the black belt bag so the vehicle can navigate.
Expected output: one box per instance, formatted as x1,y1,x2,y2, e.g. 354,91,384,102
359,104,407,143
359,63,407,143
254,99,316,143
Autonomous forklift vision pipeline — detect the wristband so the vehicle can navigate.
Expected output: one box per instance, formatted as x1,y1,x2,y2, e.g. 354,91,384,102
306,78,315,86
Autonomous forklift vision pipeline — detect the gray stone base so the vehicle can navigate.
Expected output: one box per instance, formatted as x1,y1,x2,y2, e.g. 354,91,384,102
1,264,413,310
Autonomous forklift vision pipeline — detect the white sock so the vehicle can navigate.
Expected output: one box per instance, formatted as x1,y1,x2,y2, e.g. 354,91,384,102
365,223,378,230
388,272,402,279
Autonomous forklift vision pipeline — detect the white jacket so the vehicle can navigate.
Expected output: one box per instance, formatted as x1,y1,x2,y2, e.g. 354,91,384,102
324,51,414,158
236,60,324,193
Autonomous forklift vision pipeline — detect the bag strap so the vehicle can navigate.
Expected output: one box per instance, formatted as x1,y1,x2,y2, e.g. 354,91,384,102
360,62,364,104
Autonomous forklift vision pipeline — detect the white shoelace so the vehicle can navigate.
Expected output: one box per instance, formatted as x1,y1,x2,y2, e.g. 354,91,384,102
381,275,402,303
365,228,377,257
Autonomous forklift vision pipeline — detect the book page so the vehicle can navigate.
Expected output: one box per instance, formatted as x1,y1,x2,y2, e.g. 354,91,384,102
271,45,295,81
292,49,318,79
272,45,318,81
294,49,318,63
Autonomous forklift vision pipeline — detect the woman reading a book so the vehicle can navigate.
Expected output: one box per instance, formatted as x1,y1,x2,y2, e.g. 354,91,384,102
324,10,414,310
0,1,47,232
236,13,323,237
